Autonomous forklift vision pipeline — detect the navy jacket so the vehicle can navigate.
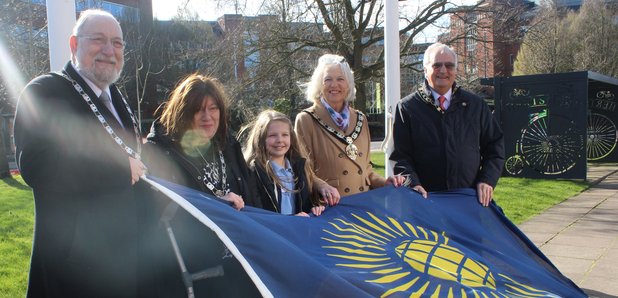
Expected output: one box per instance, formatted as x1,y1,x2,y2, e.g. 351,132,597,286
390,80,505,192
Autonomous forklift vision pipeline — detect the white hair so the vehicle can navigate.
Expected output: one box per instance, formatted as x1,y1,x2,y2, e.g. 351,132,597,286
72,9,120,36
423,43,458,71
302,54,356,104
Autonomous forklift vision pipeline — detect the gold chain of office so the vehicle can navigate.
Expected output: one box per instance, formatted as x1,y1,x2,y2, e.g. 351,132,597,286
303,109,364,161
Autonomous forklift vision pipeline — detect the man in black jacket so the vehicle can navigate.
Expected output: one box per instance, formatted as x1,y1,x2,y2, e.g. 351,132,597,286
14,9,145,297
389,42,504,206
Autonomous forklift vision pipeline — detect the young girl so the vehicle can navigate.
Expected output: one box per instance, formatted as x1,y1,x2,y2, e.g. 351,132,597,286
243,110,340,216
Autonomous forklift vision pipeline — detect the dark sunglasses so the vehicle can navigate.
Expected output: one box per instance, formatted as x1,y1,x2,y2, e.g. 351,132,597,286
432,62,456,70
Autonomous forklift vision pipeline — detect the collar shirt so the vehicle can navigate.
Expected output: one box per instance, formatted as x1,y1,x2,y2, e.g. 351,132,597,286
270,158,296,215
72,62,108,98
431,88,453,110
72,62,121,124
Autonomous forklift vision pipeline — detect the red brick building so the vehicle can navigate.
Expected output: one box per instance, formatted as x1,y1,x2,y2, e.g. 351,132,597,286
448,0,535,82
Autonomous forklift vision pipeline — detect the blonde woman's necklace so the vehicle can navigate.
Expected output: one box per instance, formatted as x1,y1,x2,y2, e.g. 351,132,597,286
195,147,229,197
302,109,364,160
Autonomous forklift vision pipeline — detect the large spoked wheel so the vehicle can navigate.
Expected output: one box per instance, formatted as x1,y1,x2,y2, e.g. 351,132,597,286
519,115,584,175
587,113,617,161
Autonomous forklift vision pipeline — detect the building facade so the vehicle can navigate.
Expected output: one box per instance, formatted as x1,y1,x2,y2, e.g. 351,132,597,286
448,0,535,82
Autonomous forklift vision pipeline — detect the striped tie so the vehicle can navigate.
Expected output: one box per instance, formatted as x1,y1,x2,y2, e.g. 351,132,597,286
438,95,446,111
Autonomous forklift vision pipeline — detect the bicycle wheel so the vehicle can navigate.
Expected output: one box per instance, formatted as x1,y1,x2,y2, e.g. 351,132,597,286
587,113,617,161
505,155,524,175
519,115,584,175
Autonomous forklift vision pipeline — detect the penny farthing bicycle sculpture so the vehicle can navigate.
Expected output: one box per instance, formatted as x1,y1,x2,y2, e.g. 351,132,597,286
505,110,585,176
587,91,618,161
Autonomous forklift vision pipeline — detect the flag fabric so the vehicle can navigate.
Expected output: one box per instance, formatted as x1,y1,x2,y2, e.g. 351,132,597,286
143,176,586,298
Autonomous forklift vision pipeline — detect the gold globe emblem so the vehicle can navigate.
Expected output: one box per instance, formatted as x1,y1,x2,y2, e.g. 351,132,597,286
322,212,558,297
395,239,496,290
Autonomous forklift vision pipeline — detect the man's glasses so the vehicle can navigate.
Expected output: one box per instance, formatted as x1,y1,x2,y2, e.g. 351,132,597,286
432,62,456,70
78,35,125,49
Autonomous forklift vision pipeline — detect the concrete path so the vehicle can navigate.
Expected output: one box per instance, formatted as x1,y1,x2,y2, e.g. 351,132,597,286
518,164,618,298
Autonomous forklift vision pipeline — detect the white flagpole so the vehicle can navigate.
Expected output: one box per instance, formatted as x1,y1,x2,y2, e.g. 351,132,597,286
46,0,76,71
383,0,401,177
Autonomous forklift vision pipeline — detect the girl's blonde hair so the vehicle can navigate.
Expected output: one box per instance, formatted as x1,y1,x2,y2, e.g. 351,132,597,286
242,110,317,202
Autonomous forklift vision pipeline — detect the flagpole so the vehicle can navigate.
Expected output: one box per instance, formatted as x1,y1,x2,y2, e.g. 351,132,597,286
383,0,402,177
46,0,76,71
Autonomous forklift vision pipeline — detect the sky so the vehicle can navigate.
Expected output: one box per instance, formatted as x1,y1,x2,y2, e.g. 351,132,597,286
152,0,264,21
151,0,476,42
152,0,477,21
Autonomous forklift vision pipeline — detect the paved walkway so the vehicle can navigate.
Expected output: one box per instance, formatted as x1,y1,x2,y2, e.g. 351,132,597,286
518,163,618,298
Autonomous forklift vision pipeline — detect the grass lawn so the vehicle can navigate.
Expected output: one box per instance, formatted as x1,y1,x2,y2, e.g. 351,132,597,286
1,155,589,296
370,152,588,223
0,175,33,298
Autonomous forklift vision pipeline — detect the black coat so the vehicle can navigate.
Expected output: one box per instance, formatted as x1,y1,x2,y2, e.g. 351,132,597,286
251,158,315,214
390,80,504,192
141,120,259,207
138,121,261,297
13,62,141,297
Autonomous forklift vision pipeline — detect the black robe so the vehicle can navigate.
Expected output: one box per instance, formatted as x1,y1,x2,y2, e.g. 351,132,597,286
14,62,141,297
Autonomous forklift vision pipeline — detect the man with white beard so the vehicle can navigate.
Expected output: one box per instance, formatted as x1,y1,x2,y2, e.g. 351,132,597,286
14,9,145,297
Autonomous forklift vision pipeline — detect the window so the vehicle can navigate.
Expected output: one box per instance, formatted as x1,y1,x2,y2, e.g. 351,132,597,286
466,27,476,53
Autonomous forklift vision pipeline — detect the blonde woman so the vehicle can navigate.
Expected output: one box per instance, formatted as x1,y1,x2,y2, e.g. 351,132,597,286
295,54,405,196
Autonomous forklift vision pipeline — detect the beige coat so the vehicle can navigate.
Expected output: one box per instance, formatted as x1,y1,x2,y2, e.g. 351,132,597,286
295,103,386,196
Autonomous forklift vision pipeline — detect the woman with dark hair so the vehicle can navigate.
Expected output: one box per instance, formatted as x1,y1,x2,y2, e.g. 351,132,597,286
142,73,259,208
139,74,261,297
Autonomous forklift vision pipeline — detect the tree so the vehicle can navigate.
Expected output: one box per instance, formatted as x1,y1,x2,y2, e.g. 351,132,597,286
117,8,164,133
514,0,618,77
0,0,49,111
569,0,618,77
0,131,8,177
0,0,49,175
136,7,254,130
205,0,458,115
202,0,530,118
451,0,533,94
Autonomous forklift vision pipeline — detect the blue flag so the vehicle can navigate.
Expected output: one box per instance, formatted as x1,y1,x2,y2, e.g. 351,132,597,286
143,177,585,298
